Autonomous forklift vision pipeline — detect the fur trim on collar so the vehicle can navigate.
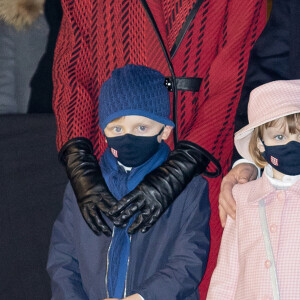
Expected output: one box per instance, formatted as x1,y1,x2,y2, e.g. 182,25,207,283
0,0,45,30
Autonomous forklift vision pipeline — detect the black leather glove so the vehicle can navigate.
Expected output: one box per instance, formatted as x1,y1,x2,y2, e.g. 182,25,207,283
59,137,118,236
109,140,221,234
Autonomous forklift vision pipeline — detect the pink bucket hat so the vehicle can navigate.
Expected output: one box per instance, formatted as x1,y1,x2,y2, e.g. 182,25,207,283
234,80,300,162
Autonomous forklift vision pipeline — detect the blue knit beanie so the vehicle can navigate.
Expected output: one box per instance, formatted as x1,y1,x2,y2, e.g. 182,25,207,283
99,64,175,130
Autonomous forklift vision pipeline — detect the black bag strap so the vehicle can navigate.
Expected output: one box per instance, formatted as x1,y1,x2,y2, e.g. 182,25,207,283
139,0,179,144
170,0,206,58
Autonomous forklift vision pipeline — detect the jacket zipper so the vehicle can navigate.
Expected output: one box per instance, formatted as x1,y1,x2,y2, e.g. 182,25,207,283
123,235,132,297
105,227,115,298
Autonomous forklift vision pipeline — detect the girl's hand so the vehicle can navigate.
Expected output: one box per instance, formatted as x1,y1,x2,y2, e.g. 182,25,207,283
123,294,143,300
103,294,142,300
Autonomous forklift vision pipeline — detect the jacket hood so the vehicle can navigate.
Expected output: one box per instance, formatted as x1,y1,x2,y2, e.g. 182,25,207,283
0,0,45,30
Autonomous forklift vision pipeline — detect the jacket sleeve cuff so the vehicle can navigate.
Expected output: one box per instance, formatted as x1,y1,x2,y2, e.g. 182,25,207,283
232,158,261,178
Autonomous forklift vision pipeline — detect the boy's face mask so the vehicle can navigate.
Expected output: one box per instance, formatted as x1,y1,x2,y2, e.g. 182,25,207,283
106,127,164,167
261,140,300,176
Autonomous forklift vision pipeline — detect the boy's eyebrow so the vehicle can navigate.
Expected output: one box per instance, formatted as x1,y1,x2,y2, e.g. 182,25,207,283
135,121,153,125
106,123,122,128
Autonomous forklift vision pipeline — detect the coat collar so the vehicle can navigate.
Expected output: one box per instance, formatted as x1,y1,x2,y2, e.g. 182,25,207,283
247,171,300,205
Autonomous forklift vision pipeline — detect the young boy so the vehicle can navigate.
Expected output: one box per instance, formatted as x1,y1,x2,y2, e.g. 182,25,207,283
47,65,210,300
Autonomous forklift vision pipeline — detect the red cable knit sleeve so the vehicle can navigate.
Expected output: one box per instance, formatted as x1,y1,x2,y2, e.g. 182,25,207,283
52,0,104,157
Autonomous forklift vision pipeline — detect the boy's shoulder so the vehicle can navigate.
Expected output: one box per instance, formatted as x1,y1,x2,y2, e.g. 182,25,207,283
177,175,209,203
65,181,74,196
185,175,208,191
63,181,79,208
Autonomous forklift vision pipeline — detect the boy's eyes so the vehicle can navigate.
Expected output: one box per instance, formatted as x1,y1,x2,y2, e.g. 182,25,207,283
137,125,147,132
112,126,122,133
110,125,148,134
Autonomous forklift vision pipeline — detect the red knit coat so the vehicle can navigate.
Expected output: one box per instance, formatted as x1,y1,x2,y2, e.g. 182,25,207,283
53,0,266,297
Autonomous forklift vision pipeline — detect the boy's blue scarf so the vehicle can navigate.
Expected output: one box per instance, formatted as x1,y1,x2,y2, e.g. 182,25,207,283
100,142,170,298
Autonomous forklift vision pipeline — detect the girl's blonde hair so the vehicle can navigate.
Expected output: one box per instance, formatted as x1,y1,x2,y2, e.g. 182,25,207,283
249,113,300,168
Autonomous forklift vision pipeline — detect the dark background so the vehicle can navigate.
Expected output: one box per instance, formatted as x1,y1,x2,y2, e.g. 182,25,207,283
0,114,67,299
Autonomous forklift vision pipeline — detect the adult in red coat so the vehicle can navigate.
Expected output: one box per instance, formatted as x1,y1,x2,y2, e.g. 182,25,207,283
53,0,266,297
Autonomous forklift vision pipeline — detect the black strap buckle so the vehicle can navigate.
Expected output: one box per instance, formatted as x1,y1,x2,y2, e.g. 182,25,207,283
164,77,202,92
164,77,174,91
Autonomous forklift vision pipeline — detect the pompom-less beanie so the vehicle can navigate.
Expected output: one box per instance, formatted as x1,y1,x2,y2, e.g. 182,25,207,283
99,64,175,130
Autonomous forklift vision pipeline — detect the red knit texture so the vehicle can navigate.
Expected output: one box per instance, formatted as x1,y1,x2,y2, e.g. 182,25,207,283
53,0,266,298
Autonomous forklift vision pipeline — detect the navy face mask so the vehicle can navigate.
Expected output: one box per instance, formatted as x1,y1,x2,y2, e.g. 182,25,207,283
106,127,164,167
261,140,300,176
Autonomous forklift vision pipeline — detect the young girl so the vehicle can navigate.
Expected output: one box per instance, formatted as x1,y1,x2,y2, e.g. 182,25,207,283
207,80,300,300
